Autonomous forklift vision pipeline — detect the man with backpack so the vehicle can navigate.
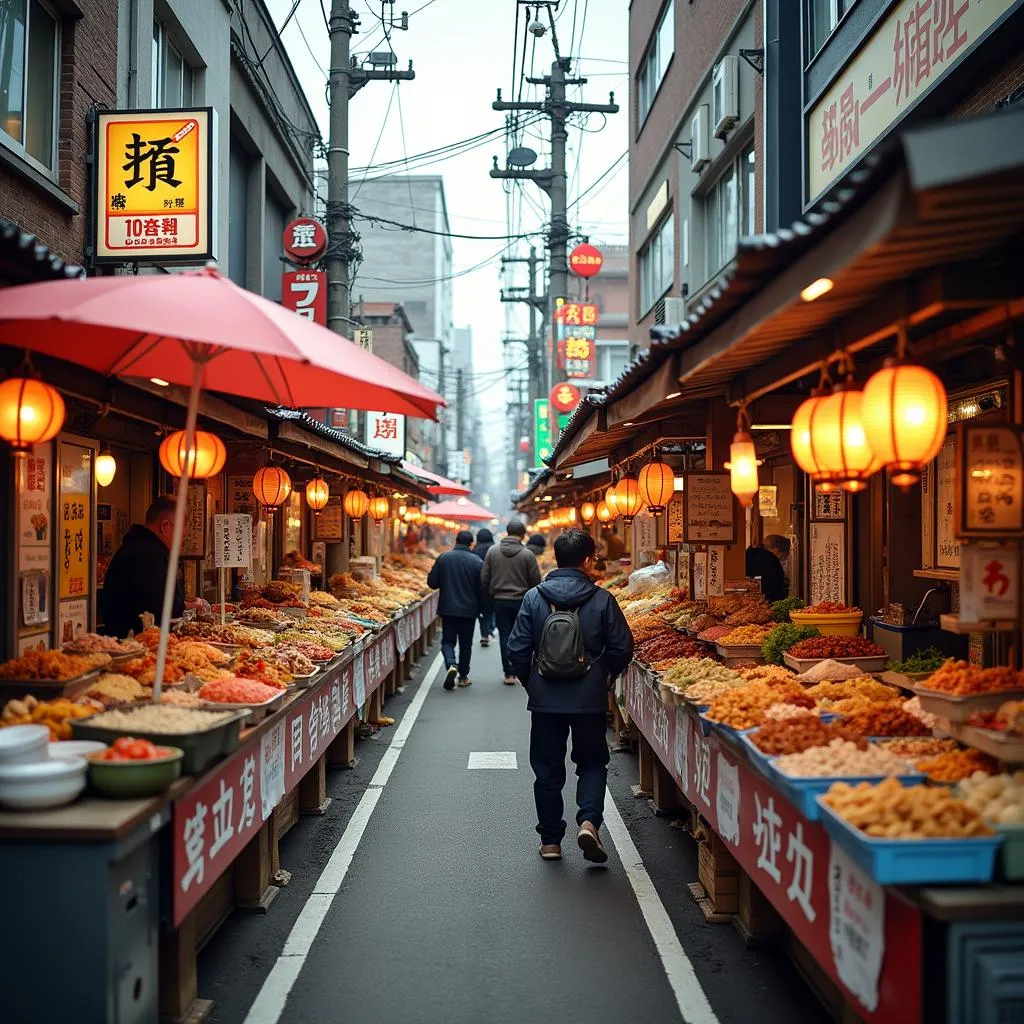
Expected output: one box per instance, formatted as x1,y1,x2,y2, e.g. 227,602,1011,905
427,530,484,691
507,529,634,863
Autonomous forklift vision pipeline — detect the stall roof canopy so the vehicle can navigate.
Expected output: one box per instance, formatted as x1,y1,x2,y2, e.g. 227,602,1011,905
548,106,1024,469
0,218,85,283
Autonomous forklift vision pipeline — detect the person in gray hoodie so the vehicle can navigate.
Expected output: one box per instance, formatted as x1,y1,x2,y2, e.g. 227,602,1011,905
482,520,541,685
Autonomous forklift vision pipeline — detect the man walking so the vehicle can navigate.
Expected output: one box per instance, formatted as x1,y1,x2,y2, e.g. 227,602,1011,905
482,520,541,686
427,530,483,691
507,530,634,863
472,528,496,646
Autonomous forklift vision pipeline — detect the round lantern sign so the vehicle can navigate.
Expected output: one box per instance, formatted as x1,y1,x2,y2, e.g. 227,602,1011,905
569,243,603,278
282,218,328,263
549,382,582,414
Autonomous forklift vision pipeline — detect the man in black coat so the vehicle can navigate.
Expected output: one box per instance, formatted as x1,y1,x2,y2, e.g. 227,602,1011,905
508,529,634,863
472,528,496,647
100,496,185,638
427,530,484,691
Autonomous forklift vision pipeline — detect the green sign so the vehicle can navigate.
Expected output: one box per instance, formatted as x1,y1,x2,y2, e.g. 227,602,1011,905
534,399,552,464
557,413,571,432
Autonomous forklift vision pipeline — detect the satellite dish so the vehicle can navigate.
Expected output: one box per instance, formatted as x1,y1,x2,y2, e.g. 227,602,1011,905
507,147,538,168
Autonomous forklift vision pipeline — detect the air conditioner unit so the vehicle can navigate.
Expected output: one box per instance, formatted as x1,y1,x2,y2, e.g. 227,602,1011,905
690,105,710,172
712,55,739,138
654,296,685,326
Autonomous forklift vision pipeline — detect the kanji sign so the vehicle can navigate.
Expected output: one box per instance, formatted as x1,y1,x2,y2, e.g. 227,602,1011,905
958,424,1024,537
353,329,373,352
282,217,327,263
364,411,406,458
549,382,582,414
95,108,215,263
282,270,327,325
569,242,603,278
960,542,1020,623
534,399,552,464
683,472,736,544
807,0,1017,198
213,514,253,569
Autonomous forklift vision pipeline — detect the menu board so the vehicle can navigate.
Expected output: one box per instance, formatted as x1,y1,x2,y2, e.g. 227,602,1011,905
683,472,736,543
178,482,206,558
667,494,684,544
809,522,845,605
316,496,344,541
958,424,1024,538
214,514,253,568
920,459,935,569
634,512,656,563
708,546,725,597
58,442,92,602
936,438,960,565
813,490,846,520
17,443,53,644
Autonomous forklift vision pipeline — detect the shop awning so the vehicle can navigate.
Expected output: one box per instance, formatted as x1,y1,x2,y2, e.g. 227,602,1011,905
400,461,472,496
424,499,497,522
548,106,1024,469
0,218,85,285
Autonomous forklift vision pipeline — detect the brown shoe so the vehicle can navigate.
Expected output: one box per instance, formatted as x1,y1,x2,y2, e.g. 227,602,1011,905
577,822,608,864
539,844,562,860
503,675,517,686
458,677,472,687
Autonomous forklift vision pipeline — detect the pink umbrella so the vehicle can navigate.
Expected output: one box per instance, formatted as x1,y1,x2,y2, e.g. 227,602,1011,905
0,266,445,698
425,498,496,522
400,461,472,496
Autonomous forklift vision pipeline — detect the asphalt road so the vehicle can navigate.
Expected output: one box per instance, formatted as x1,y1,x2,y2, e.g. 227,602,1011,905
199,637,823,1024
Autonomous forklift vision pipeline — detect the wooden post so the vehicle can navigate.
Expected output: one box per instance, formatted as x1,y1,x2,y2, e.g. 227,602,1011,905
367,684,384,723
158,910,213,1024
650,759,684,816
268,805,291,888
634,734,654,798
327,718,356,768
299,753,331,814
234,820,278,913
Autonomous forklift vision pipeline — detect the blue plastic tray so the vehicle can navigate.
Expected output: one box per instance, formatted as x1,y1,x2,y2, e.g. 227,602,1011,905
769,767,927,821
815,796,1003,884
699,712,755,742
738,730,776,779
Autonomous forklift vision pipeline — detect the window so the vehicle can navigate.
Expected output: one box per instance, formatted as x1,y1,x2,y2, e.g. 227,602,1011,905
807,0,852,59
639,214,674,315
706,143,755,274
0,0,59,173
152,21,194,108
599,344,630,384
637,0,673,126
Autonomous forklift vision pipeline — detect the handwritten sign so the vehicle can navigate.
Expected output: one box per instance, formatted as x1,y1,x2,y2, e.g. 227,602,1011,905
667,494,684,544
634,512,656,562
716,753,740,846
829,841,885,1013
813,490,845,520
179,482,206,558
958,425,1024,538
259,721,287,821
316,496,344,541
18,443,52,573
758,485,778,518
960,542,1020,623
920,459,935,569
684,472,736,543
809,522,845,606
937,438,961,564
214,514,253,568
692,550,708,600
708,545,725,597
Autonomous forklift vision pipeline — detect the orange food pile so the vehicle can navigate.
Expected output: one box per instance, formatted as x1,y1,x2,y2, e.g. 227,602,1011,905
197,678,281,704
916,749,1001,784
706,683,813,730
922,660,1024,696
751,717,867,756
841,705,932,738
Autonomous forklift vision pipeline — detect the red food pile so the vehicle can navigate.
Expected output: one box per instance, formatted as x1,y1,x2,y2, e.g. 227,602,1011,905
802,602,860,615
636,633,707,663
198,678,282,704
96,737,175,761
788,636,885,659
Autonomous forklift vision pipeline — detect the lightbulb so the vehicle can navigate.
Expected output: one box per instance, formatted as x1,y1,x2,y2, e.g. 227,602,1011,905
95,449,117,487
800,277,834,302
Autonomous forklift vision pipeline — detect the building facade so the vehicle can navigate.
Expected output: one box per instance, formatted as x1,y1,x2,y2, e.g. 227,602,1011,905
566,243,631,386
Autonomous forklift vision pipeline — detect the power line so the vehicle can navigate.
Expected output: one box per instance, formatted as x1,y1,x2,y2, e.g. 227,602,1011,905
351,81,398,200
353,209,545,241
359,242,517,285
568,150,627,211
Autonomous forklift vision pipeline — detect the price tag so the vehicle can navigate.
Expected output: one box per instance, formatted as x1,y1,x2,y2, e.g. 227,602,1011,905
829,841,884,1012
673,707,689,790
259,721,286,821
715,753,740,845
353,654,366,708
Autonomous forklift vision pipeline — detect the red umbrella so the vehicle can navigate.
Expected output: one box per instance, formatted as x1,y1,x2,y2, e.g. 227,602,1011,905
425,499,496,522
400,461,471,496
0,266,445,697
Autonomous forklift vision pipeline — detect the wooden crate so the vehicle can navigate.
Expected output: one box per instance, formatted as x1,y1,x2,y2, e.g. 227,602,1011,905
734,869,784,947
697,841,739,914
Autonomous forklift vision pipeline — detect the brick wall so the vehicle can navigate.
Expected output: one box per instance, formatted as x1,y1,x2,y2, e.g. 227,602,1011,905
0,1,119,264
954,41,1024,117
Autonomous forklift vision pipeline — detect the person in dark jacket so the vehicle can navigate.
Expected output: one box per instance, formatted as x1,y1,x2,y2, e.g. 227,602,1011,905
472,528,496,646
427,530,484,691
482,521,541,685
525,533,546,559
508,529,634,863
100,496,185,638
745,539,787,604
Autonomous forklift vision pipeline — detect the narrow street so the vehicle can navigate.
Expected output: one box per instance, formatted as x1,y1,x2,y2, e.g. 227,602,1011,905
200,639,822,1024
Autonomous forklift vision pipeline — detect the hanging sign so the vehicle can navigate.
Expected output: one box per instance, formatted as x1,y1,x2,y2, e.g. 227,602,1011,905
282,217,327,263
960,542,1020,623
692,550,708,600
569,242,603,278
282,270,327,325
937,438,961,565
758,485,778,518
58,444,91,600
809,522,846,606
667,494,685,544
315,497,344,542
364,411,406,458
957,424,1024,538
214,514,253,569
683,472,736,543
829,842,885,1013
813,490,846,520
534,399,552,464
549,382,582,414
708,545,725,597
94,108,216,264
554,298,598,378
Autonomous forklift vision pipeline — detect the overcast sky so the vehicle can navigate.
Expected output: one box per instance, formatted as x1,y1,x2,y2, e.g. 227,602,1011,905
266,0,629,458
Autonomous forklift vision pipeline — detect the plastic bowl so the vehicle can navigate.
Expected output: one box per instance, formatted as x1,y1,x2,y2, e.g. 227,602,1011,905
0,724,50,765
0,755,87,809
87,747,184,798
50,740,108,760
789,610,864,637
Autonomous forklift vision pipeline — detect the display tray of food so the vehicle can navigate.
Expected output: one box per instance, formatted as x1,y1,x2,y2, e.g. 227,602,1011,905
954,723,1024,763
880,670,931,688
784,652,888,674
71,706,248,775
698,711,757,741
789,603,864,637
738,732,776,778
914,688,1024,724
816,778,1002,885
62,633,146,662
195,679,288,722
714,643,766,667
957,771,1024,880
87,739,184,798
0,648,113,702
781,635,888,675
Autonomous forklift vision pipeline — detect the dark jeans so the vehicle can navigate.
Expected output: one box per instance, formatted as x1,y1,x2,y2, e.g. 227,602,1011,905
478,609,495,639
493,598,523,676
441,615,475,678
529,712,609,845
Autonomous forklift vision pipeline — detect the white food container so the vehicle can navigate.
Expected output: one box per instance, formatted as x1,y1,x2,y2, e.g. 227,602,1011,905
0,754,88,809
0,724,50,765
50,740,109,760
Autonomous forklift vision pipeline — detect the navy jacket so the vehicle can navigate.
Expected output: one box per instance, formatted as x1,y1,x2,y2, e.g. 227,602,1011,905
472,540,494,562
427,544,484,619
507,568,634,714
745,545,786,604
100,524,184,638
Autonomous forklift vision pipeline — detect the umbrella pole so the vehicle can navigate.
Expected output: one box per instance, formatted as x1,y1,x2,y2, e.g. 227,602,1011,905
152,361,202,702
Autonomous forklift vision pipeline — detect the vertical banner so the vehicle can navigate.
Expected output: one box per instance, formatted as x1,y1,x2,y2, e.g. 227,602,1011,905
281,270,327,324
534,399,552,464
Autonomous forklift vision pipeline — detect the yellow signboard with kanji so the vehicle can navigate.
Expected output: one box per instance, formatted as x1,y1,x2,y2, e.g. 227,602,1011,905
94,108,216,263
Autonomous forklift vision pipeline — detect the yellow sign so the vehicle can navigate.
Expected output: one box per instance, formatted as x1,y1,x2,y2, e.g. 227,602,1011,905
95,108,216,263
60,493,90,599
807,0,1018,199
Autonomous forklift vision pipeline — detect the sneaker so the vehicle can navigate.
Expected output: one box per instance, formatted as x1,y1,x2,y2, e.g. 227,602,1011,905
577,822,608,864
458,677,472,687
443,666,457,691
480,636,490,647
503,675,517,686
539,844,562,861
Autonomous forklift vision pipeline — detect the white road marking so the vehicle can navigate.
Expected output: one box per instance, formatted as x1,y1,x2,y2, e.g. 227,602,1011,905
467,750,518,769
603,789,721,1024
243,651,442,1024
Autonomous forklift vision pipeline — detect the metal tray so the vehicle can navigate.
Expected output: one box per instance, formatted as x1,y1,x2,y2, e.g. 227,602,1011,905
914,687,1024,724
71,708,249,774
0,669,102,703
783,653,888,674
955,723,1024,762
198,689,287,724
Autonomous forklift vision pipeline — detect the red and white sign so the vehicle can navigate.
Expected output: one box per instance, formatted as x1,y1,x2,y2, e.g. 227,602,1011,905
364,411,406,458
960,542,1020,622
549,382,582,414
569,242,603,278
623,666,923,1023
282,270,326,325
282,217,328,263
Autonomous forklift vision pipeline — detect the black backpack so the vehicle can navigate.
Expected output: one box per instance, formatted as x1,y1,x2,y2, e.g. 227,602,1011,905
535,593,596,681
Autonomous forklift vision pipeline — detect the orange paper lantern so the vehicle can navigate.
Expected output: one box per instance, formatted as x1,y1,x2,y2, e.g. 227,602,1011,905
343,489,369,519
0,377,65,453
368,495,390,523
596,501,614,523
253,465,292,509
637,457,675,515
305,476,330,512
580,501,596,524
159,429,226,479
614,475,643,524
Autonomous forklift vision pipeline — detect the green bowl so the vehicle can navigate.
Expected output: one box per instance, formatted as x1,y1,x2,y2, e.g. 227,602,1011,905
86,747,184,798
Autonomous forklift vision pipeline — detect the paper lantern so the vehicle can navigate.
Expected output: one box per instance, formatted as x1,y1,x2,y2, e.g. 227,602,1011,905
580,501,596,523
159,429,226,479
862,359,947,490
253,464,292,510
95,444,117,487
808,383,880,493
604,484,620,515
343,488,369,519
638,457,675,515
0,377,65,454
614,475,643,524
725,430,760,507
596,501,614,523
790,388,835,493
368,495,390,523
305,476,330,512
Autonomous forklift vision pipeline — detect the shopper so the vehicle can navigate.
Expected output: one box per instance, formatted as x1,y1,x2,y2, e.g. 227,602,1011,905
482,520,541,685
427,530,483,690
601,527,626,561
507,529,634,864
526,533,546,559
100,496,184,638
472,528,496,646
745,536,787,603
764,534,792,594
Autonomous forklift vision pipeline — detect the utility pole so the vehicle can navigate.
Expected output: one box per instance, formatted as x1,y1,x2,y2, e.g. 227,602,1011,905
455,367,465,452
500,246,546,415
326,0,415,338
